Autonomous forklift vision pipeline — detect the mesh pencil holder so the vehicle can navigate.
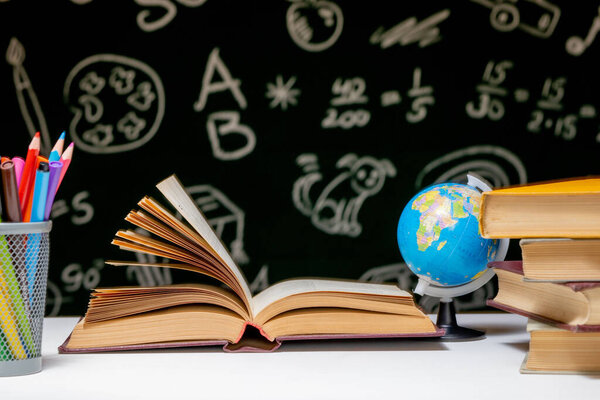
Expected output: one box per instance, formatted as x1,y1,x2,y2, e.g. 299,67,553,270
0,221,52,377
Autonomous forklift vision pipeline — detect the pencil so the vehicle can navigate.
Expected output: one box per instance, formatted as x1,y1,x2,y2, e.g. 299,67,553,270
18,132,40,216
48,131,65,162
56,142,73,192
21,155,47,223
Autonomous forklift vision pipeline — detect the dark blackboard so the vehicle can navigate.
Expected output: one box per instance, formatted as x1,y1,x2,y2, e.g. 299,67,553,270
1,0,599,316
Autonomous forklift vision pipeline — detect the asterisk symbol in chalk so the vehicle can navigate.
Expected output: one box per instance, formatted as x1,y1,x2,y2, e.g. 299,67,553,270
266,75,300,111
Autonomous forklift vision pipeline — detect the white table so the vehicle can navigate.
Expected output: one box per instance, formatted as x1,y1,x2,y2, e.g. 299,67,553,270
0,313,598,399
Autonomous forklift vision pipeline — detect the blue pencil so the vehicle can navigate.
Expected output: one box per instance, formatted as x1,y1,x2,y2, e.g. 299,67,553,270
48,131,65,162
27,162,50,298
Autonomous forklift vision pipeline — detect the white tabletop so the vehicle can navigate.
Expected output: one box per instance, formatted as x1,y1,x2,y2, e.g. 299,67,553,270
0,313,598,400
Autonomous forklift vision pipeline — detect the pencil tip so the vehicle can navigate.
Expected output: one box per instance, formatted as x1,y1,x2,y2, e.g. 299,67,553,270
34,132,40,138
59,131,66,140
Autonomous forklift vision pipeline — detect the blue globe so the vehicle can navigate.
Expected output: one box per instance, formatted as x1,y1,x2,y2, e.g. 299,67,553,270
397,183,499,287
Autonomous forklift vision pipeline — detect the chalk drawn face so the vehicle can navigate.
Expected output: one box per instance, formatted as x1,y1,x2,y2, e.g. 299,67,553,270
64,54,165,154
350,159,387,194
287,0,344,52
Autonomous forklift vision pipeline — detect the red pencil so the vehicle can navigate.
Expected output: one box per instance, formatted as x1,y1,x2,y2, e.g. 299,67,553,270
56,142,73,192
18,132,40,216
22,155,47,222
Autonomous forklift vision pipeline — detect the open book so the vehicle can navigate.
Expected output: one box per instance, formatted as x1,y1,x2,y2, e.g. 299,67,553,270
60,175,441,353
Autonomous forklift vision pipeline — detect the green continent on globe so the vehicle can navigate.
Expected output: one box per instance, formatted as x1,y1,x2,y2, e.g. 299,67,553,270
411,185,480,252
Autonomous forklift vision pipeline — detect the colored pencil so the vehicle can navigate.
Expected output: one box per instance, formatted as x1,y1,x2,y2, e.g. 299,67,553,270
21,155,47,223
11,157,25,188
56,142,73,192
18,132,40,216
48,131,65,162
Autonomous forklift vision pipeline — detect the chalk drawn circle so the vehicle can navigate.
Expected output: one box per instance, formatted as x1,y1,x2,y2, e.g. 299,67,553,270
490,3,520,32
64,54,165,154
565,37,586,56
286,0,344,52
415,145,527,190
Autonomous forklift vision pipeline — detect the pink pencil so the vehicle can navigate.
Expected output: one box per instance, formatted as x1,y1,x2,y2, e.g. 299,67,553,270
12,156,25,187
56,142,73,193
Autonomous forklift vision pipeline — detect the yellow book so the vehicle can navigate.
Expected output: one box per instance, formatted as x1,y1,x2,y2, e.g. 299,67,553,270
479,177,600,238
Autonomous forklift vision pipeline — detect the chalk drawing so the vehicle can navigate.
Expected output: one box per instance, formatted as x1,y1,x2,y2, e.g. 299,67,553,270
470,0,560,38
266,75,301,110
6,37,52,154
249,265,269,294
187,184,250,265
70,0,93,4
415,145,527,190
135,0,208,32
359,263,414,291
64,54,165,154
206,111,256,161
370,9,450,49
566,6,600,56
293,153,396,237
286,0,344,52
194,47,247,112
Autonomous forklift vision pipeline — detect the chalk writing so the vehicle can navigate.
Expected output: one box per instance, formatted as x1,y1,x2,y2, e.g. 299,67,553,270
322,77,370,129
50,191,95,226
466,60,513,121
527,77,578,141
406,67,434,123
61,259,104,293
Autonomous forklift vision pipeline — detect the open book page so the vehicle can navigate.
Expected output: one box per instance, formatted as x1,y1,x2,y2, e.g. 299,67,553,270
252,279,412,319
157,175,254,314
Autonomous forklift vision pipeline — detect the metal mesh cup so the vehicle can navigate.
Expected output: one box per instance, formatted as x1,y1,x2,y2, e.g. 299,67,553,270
0,221,52,377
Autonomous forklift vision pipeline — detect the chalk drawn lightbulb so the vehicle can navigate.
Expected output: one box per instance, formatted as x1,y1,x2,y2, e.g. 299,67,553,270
286,0,344,52
64,54,165,154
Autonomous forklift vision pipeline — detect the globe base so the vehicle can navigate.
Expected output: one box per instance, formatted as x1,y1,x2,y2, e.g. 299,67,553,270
436,299,485,341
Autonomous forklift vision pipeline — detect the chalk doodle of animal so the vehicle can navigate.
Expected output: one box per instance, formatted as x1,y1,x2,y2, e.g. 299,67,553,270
293,153,396,237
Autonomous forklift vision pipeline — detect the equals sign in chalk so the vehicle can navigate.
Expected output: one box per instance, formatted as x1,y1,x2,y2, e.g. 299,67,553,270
579,104,597,118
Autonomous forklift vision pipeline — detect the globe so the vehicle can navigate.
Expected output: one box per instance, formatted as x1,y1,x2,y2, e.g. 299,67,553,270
397,183,499,287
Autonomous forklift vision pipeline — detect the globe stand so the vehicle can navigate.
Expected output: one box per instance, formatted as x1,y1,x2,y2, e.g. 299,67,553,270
410,173,510,341
436,298,484,340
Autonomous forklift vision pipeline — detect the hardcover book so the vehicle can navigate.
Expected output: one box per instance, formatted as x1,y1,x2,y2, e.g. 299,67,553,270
520,320,600,374
520,239,600,281
487,261,600,332
60,175,442,353
479,177,600,239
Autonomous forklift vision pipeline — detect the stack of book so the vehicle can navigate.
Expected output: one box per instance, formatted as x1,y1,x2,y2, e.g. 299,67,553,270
480,177,600,374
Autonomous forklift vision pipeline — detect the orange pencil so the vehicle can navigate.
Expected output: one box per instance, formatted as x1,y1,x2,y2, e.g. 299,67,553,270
18,132,40,216
22,155,48,222
56,142,73,192
1,157,9,164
